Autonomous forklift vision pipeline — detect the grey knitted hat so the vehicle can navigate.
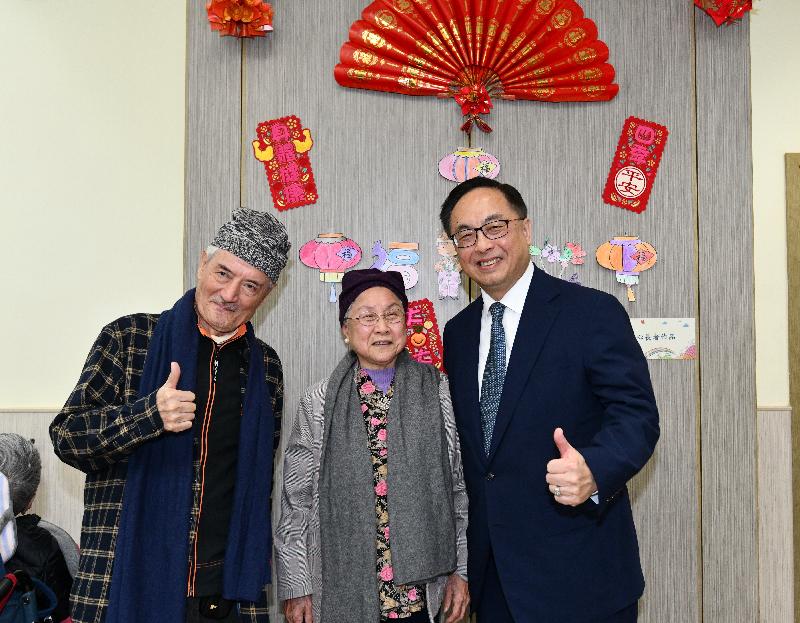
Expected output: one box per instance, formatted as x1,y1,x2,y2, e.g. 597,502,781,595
211,209,291,283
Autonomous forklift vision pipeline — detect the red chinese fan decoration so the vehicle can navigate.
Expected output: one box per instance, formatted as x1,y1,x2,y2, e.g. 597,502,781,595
694,0,752,26
334,0,618,136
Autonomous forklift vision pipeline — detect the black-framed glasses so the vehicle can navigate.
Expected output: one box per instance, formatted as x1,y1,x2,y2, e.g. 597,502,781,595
344,308,405,327
451,218,525,248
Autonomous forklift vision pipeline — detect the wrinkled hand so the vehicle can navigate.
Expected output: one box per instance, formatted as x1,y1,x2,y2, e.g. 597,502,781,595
441,573,469,623
283,595,313,623
156,362,196,433
545,428,597,506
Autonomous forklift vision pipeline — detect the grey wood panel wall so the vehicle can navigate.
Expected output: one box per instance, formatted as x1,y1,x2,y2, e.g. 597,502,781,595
695,12,758,622
184,1,757,621
0,412,84,542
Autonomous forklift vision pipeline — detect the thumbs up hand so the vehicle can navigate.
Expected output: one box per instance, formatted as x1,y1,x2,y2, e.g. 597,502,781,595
545,427,597,506
156,362,196,433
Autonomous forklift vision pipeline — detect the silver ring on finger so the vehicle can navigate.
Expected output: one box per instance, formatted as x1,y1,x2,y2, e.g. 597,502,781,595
554,485,562,497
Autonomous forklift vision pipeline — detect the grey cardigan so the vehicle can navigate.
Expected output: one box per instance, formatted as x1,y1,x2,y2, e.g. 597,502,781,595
274,374,469,623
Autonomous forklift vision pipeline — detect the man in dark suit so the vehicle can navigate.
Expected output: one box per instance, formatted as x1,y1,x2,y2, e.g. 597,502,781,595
440,178,659,623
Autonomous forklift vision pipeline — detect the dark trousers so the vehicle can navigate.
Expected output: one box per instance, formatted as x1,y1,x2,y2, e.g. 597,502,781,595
476,553,638,623
186,597,240,622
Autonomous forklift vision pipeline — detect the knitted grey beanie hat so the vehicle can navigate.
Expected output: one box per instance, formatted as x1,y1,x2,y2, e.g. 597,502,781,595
211,209,291,283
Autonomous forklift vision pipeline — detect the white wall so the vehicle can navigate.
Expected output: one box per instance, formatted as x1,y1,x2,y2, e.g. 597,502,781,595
0,1,186,409
750,0,798,408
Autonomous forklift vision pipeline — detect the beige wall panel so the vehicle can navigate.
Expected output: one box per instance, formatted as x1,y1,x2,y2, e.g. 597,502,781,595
757,408,794,623
695,13,758,623
0,412,84,543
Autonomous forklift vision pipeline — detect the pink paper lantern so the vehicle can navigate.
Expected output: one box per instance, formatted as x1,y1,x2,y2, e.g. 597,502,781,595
299,233,362,301
438,147,500,183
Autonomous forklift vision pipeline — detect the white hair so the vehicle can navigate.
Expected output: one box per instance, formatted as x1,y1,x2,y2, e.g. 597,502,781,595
205,245,220,259
0,434,41,515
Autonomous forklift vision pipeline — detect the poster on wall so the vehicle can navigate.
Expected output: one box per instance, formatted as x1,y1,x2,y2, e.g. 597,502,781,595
630,318,697,360
435,232,463,299
252,115,318,211
406,298,444,371
603,116,668,214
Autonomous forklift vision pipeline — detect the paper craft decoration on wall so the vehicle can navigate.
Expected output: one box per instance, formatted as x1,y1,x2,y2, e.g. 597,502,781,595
603,116,668,214
371,240,420,289
596,236,657,302
435,232,462,299
530,240,586,284
334,0,619,137
695,0,752,26
439,148,500,183
252,115,318,211
300,233,362,302
207,0,274,38
631,318,697,360
406,299,444,371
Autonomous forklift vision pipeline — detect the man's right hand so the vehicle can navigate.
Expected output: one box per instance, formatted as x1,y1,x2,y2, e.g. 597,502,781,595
283,595,313,623
156,362,196,433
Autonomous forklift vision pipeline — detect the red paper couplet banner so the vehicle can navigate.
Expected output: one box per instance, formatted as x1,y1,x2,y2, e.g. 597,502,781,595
252,115,318,211
405,299,444,372
602,116,668,214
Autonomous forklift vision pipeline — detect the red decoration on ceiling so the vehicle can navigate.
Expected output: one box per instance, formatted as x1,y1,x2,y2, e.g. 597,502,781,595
602,116,668,215
694,0,753,26
252,115,318,211
207,0,274,38
334,0,618,135
405,299,444,372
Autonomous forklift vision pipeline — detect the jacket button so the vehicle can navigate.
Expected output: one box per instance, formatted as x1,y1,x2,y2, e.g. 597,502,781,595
486,472,495,480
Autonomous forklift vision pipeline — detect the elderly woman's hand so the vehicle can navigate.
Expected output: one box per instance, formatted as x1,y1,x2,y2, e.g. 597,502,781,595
283,595,313,623
442,573,470,623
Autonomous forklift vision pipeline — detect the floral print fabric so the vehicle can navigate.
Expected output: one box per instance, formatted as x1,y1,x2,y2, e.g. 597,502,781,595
356,369,427,619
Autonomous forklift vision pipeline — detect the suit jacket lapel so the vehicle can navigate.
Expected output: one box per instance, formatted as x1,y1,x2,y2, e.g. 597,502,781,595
460,297,487,467
488,268,561,461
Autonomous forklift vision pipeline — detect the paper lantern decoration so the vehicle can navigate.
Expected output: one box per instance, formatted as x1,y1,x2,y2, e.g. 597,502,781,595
299,233,362,302
439,148,500,183
406,299,444,371
335,0,619,136
596,236,657,302
371,240,420,289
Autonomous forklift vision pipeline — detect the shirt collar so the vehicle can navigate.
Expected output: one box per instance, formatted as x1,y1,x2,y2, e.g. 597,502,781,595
481,261,534,316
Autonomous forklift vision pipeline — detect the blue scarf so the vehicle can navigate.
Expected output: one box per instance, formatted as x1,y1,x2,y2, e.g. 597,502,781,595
106,289,274,623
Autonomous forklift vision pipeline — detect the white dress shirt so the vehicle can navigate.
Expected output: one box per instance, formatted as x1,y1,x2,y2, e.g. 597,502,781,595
478,261,535,395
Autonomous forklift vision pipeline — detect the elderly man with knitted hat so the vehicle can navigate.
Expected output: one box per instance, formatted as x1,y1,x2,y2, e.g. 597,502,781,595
50,209,291,623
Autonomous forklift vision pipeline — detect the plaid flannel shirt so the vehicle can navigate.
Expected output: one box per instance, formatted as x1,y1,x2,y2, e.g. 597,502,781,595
50,312,283,623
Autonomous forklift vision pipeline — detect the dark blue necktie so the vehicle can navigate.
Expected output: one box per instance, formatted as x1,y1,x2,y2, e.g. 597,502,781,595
480,302,506,455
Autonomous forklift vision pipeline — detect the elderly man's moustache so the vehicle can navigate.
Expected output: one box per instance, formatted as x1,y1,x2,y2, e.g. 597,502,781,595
211,298,239,311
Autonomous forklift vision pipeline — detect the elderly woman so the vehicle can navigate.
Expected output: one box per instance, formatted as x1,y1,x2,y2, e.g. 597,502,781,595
0,433,73,622
275,269,469,623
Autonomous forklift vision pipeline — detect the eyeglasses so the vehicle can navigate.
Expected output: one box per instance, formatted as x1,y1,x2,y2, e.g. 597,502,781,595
344,308,405,327
451,218,525,248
